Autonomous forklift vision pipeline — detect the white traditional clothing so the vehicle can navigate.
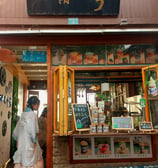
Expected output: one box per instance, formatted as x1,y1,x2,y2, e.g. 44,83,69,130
13,107,43,168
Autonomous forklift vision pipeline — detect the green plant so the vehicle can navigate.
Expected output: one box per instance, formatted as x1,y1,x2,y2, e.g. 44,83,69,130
97,92,110,101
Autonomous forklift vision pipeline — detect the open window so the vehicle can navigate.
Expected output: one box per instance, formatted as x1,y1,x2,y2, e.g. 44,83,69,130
53,65,75,136
142,64,158,129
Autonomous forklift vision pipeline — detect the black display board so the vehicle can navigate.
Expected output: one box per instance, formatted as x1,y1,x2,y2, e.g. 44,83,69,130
72,103,91,131
27,0,120,16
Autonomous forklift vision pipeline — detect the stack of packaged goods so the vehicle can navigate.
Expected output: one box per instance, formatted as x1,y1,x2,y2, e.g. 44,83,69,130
90,107,109,134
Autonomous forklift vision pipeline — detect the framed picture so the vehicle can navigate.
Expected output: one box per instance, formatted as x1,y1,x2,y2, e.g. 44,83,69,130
70,135,155,163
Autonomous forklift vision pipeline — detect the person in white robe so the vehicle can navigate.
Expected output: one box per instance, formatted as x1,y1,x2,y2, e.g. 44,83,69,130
13,96,43,168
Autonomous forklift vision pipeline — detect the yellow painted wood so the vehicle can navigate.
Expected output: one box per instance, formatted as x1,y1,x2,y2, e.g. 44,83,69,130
67,66,75,134
53,65,75,136
142,67,150,121
59,66,63,135
142,64,158,71
64,66,68,135
53,66,59,132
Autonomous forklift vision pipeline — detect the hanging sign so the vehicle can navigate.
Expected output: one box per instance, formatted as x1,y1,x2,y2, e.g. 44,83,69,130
140,99,146,107
27,0,120,16
22,51,47,63
68,18,79,25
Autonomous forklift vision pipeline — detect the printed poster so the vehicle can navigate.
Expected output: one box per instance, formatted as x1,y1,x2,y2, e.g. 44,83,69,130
73,135,152,160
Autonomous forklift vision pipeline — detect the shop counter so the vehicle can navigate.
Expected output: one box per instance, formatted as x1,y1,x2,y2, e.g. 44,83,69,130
69,131,157,163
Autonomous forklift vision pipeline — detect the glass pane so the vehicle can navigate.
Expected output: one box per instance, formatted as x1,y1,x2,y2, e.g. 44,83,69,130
67,70,73,131
68,51,82,65
150,100,158,128
52,48,67,65
147,69,158,128
55,69,60,131
52,44,158,66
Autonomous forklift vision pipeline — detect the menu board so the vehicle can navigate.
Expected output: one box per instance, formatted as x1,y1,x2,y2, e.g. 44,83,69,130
112,117,134,131
72,103,91,131
139,122,153,131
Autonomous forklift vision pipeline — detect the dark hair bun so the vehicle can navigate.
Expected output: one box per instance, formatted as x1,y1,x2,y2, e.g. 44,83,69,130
27,96,40,109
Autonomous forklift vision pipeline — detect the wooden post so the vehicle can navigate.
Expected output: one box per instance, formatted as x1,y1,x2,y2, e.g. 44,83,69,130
23,84,27,111
47,44,53,168
141,67,150,121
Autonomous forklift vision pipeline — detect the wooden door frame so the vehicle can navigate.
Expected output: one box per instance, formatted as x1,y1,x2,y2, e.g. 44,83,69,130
46,44,53,168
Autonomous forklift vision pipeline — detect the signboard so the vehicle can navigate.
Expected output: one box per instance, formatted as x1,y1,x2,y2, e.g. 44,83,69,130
139,122,153,132
22,50,47,62
68,18,79,25
112,117,134,131
72,103,91,131
27,0,120,16
140,99,146,107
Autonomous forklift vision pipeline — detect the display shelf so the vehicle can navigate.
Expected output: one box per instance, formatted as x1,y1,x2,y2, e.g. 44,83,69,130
147,96,158,101
111,110,128,117
71,131,158,137
112,110,128,113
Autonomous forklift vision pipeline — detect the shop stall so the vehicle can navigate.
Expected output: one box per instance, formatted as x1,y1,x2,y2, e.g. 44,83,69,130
1,0,158,167
52,44,158,165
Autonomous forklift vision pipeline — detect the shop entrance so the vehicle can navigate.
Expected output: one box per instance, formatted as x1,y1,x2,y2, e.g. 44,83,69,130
0,46,48,167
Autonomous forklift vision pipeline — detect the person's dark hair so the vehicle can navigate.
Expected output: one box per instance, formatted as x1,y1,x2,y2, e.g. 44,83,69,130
87,101,90,108
27,96,40,110
41,107,47,118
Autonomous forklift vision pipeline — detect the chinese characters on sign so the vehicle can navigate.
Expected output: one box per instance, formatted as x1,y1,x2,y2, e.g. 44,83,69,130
58,0,104,11
58,0,70,4
94,0,104,11
27,0,120,16
72,104,91,130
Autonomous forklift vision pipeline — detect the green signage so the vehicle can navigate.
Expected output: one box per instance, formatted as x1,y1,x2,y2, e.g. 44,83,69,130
140,99,146,107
